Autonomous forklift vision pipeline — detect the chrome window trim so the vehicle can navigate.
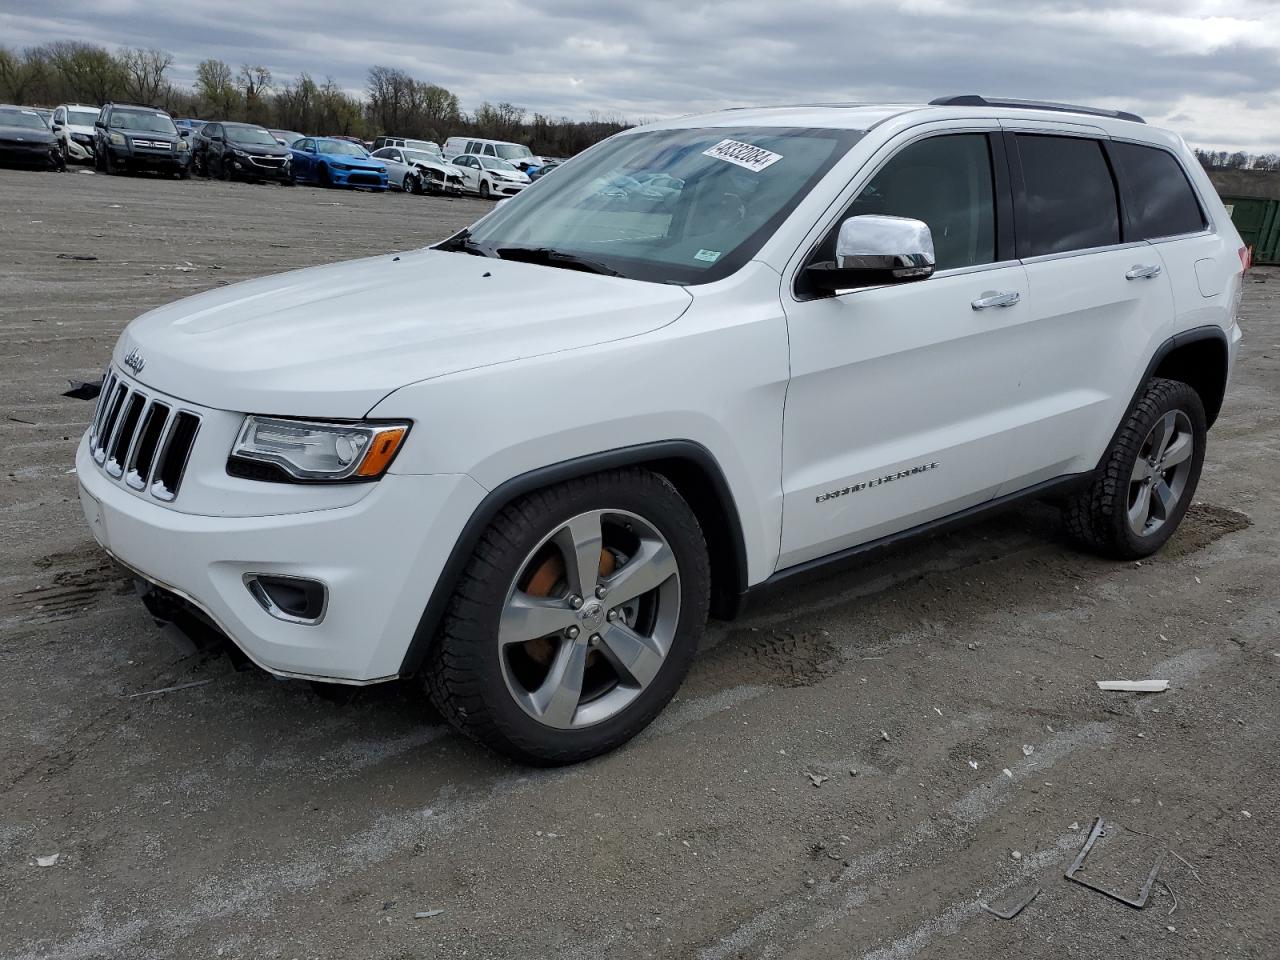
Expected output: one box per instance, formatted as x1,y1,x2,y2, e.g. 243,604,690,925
1019,240,1150,266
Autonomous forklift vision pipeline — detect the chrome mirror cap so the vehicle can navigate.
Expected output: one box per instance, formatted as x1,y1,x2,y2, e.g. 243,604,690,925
835,215,936,279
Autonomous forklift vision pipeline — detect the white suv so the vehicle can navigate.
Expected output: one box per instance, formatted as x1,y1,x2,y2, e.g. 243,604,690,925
78,96,1246,764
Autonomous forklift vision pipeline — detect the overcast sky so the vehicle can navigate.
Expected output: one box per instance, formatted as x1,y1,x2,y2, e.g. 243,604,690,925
5,0,1280,152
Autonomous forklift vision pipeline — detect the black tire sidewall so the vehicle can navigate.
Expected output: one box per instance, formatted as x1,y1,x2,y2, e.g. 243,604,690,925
1110,380,1207,557
433,472,709,764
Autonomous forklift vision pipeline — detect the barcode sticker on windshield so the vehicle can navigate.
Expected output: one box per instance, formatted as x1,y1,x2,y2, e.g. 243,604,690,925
702,139,783,173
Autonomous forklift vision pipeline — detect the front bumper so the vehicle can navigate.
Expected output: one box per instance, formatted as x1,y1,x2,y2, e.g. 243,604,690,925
232,154,291,181
65,136,95,161
0,141,58,166
490,179,527,196
77,433,486,682
330,166,387,190
110,144,189,169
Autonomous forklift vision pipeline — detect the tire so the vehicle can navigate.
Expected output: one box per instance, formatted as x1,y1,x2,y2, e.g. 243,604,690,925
102,149,117,175
1064,377,1206,560
403,173,419,195
177,165,191,180
424,468,711,765
318,163,332,187
479,179,491,200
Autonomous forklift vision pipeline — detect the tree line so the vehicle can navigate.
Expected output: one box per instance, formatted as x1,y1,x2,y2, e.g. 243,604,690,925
0,41,630,157
1194,148,1280,172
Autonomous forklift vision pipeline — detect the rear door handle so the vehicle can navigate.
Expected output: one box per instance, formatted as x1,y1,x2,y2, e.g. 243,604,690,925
971,290,1021,310
1125,264,1163,280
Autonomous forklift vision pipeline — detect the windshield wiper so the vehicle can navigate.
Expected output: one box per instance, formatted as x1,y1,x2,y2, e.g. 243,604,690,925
495,246,625,278
437,229,494,258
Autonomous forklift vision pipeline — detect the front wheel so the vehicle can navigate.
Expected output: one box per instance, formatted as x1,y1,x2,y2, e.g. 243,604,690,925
1064,377,1206,559
424,469,710,765
479,179,491,200
403,173,420,195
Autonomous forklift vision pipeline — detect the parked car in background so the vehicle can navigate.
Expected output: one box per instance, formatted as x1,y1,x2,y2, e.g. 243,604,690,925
450,154,530,198
0,104,63,169
289,137,388,190
93,103,190,178
193,121,293,183
371,146,465,194
33,107,53,127
372,136,441,155
528,160,561,181
50,104,100,164
174,118,204,135
269,129,305,147
443,136,547,172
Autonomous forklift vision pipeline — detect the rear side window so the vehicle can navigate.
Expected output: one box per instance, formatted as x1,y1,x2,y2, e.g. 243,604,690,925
1016,135,1120,256
1111,142,1206,239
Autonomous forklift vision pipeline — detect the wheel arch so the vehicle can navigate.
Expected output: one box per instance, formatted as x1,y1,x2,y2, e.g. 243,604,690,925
397,440,749,677
1149,327,1230,428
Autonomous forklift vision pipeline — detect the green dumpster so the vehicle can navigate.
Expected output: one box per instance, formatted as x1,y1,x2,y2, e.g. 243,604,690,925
1222,195,1280,265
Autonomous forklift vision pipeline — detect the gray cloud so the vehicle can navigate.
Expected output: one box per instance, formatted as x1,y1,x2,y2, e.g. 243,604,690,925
4,0,1280,151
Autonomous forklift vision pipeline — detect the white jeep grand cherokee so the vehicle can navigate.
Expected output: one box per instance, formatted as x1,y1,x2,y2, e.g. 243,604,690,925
78,96,1246,764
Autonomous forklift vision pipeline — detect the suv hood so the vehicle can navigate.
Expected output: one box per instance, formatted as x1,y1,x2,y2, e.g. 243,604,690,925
115,248,693,417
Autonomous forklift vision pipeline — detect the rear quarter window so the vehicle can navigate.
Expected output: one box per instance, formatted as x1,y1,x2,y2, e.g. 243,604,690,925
1111,142,1207,239
1016,134,1120,257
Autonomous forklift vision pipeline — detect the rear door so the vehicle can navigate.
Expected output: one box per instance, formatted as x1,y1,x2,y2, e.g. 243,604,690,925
779,128,1028,568
997,127,1177,491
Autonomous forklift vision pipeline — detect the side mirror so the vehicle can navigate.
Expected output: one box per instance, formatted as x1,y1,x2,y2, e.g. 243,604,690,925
179,128,190,138
805,215,936,293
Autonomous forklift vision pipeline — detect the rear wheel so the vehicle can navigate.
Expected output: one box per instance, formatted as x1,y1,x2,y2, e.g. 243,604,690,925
424,469,710,765
1064,377,1206,559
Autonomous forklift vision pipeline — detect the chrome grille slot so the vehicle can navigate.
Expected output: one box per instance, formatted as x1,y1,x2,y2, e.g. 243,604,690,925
89,367,201,503
93,382,128,465
152,412,200,502
106,393,145,477
126,401,171,489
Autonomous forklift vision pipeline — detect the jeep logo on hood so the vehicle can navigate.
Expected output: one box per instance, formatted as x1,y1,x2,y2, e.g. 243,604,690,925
123,348,146,375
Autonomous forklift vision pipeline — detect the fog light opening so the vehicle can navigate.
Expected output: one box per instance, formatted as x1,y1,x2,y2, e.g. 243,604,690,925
244,574,327,625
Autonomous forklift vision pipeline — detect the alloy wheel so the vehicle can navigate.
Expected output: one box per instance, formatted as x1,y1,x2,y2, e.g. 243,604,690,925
498,509,681,730
1127,410,1195,537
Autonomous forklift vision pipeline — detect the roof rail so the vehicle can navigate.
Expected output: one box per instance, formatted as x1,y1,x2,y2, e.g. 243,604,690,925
929,95,1145,125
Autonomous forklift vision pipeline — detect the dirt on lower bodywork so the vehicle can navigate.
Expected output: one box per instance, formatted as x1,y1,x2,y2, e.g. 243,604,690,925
1,168,1277,960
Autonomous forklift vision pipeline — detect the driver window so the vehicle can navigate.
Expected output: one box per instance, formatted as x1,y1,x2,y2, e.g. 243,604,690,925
826,134,996,271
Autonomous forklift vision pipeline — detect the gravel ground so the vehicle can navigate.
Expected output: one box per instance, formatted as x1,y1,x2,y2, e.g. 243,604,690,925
1,166,1277,960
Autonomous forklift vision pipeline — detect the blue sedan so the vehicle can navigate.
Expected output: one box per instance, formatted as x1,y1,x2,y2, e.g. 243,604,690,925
289,137,388,190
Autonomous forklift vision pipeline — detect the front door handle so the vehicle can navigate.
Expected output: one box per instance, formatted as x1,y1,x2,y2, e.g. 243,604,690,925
1125,264,1163,280
971,290,1021,310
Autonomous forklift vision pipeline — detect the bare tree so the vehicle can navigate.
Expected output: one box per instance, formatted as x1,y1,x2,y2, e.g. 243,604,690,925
120,48,173,105
195,58,240,116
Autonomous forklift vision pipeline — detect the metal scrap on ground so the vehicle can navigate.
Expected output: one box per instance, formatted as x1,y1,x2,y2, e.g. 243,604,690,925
1065,817,1166,909
980,885,1041,920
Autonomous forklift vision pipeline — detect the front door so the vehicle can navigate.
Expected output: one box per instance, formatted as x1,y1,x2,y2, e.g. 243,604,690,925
779,131,1027,569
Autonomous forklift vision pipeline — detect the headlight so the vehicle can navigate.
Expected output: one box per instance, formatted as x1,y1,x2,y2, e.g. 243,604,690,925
109,132,125,146
229,417,410,482
177,139,189,152
330,162,349,171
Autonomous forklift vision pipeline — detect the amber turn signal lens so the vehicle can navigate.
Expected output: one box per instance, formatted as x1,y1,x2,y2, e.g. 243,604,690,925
354,426,408,477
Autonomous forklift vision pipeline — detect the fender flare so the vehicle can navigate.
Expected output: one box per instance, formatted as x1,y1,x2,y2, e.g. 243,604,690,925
397,440,749,676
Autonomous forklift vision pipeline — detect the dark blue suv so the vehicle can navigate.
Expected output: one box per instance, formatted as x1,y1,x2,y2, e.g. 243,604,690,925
93,103,191,178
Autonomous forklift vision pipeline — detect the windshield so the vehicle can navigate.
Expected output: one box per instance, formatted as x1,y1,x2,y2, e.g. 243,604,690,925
0,108,48,130
111,109,177,134
462,126,860,285
317,138,368,157
495,143,533,160
479,156,519,172
404,149,439,165
68,108,99,126
227,125,278,146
